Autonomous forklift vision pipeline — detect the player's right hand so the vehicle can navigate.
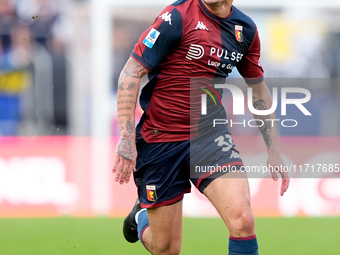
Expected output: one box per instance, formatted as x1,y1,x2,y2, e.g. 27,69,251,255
267,151,290,196
112,137,137,185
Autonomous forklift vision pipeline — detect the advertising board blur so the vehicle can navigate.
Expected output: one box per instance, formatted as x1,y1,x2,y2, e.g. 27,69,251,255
0,136,339,217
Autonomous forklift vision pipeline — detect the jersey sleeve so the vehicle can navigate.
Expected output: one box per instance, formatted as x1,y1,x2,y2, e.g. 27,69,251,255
236,29,264,84
131,6,183,71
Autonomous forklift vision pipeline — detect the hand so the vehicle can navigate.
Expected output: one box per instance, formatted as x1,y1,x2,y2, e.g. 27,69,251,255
267,151,290,196
112,137,137,184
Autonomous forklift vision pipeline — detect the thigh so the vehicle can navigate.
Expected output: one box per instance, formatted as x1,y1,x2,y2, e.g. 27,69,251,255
143,200,183,253
190,129,243,192
203,171,254,236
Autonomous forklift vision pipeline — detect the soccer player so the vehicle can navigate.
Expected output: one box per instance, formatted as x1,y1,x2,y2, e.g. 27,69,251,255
113,0,290,254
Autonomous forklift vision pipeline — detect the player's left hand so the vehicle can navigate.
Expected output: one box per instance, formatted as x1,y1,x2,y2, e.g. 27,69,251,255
267,151,290,196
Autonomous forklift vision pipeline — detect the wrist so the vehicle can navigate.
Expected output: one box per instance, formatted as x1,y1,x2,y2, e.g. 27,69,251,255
268,144,280,155
120,131,135,140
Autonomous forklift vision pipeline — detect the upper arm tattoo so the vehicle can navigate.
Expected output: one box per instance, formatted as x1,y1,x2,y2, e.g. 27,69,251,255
123,58,146,78
118,58,146,91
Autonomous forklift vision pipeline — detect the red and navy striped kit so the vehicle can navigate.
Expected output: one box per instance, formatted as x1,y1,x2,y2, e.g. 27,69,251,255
132,0,264,143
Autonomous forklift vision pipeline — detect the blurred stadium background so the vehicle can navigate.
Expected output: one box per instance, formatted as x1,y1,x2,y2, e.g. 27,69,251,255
0,0,340,254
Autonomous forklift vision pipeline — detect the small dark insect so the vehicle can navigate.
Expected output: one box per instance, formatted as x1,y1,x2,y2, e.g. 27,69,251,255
23,38,26,42
32,15,39,20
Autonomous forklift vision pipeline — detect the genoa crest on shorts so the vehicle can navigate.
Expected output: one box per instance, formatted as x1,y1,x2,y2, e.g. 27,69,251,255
146,185,157,202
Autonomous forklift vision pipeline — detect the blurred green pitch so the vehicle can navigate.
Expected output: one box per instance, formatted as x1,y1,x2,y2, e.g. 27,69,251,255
0,217,339,254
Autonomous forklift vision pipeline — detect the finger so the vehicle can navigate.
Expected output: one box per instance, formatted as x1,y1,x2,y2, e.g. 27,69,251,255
125,164,134,183
112,153,120,173
115,158,124,182
280,176,290,196
270,168,278,181
119,159,130,184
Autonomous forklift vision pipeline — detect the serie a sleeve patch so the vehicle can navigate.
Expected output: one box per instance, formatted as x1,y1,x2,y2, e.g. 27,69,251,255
142,28,161,49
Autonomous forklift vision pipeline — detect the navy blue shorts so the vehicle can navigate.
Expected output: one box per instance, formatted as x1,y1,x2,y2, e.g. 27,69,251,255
134,129,243,208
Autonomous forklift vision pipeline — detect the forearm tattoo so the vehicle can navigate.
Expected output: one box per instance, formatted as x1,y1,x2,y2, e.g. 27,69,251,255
125,120,134,134
253,99,272,149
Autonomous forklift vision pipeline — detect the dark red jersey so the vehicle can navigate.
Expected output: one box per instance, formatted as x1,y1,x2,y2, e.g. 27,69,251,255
132,0,264,143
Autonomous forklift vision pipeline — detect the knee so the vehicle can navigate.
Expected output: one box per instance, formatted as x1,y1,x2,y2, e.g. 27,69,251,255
153,239,181,255
142,225,182,255
229,209,255,235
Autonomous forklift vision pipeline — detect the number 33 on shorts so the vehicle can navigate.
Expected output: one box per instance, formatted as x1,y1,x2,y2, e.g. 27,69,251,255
214,134,235,152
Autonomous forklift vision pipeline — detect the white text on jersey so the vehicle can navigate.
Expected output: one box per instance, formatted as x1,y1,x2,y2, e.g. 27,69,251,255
210,47,244,62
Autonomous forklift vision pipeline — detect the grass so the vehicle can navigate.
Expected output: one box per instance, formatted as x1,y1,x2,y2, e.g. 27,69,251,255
0,217,339,254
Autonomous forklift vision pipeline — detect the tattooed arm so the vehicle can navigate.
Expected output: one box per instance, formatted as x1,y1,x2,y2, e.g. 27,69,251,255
112,57,149,184
248,81,290,196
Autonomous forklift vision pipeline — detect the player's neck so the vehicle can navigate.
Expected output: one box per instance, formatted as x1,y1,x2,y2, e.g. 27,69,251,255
201,0,233,18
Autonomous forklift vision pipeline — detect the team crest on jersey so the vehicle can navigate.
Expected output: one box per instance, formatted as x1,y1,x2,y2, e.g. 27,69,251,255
235,25,243,42
143,28,160,49
146,185,157,202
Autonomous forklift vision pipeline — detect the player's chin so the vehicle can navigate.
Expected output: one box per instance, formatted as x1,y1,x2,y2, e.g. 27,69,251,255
202,0,223,5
